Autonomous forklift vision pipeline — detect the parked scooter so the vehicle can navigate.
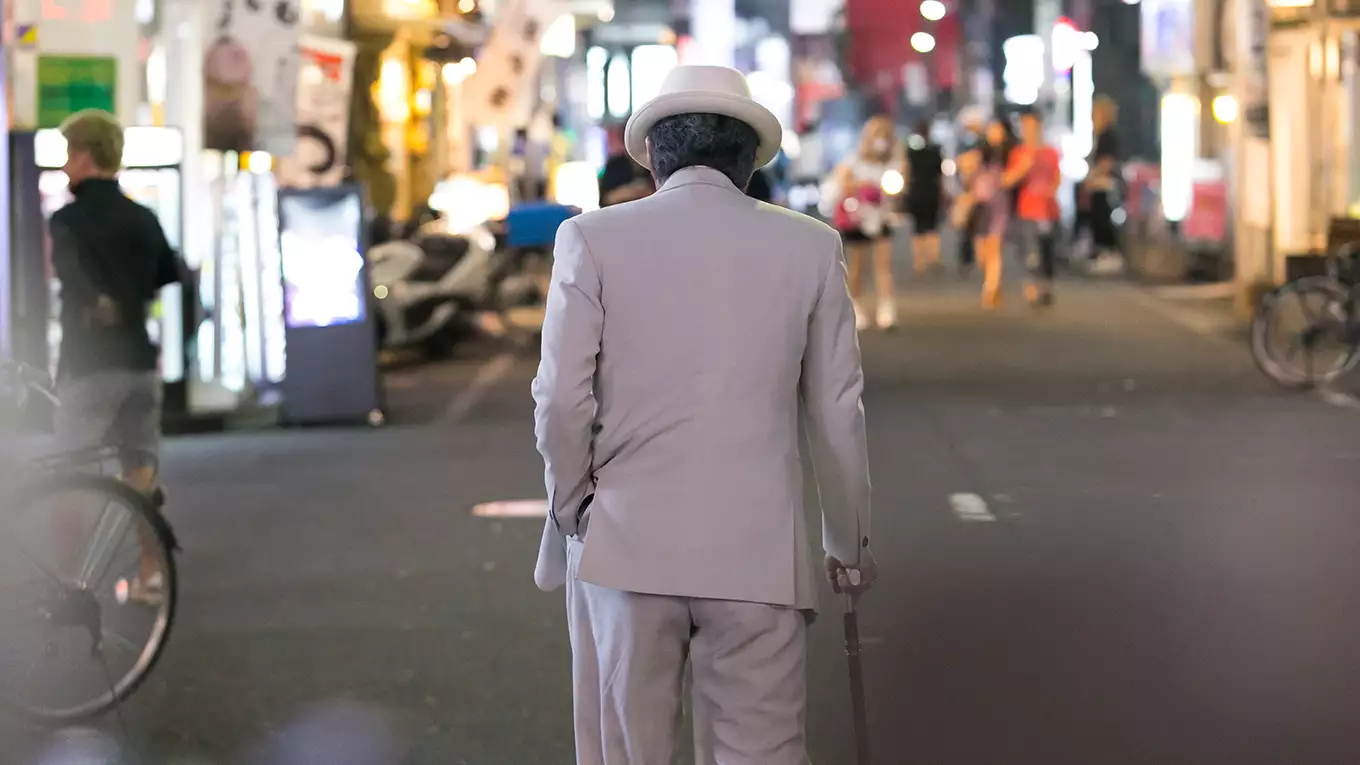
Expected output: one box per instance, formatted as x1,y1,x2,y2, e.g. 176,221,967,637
369,202,580,356
369,216,500,355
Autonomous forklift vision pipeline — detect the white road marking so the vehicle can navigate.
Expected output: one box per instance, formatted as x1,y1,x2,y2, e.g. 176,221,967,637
441,352,519,423
1320,387,1360,411
1125,288,1237,342
471,499,549,518
949,493,996,523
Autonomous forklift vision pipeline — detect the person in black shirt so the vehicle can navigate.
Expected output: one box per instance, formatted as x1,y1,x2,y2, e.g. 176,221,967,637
1083,96,1123,273
902,120,944,273
598,125,654,207
49,109,180,601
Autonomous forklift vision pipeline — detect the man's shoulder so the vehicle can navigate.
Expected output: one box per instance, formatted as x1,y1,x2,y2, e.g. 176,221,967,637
572,196,839,260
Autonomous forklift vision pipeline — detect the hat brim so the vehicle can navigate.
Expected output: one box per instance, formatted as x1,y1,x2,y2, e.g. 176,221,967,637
624,91,783,172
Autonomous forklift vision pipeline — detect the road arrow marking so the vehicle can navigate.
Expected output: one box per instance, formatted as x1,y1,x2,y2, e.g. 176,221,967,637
949,493,996,523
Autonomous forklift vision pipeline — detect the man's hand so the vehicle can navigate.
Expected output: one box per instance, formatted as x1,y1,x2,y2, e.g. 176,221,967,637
826,553,877,597
89,295,121,327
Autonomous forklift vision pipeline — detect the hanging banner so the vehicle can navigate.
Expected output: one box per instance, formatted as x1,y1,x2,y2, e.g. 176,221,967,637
203,0,303,155
276,36,357,189
463,0,562,129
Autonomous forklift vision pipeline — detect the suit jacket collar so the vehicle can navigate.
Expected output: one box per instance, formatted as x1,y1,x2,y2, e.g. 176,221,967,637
656,166,743,196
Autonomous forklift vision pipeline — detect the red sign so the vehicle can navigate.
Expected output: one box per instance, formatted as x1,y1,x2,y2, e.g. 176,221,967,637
1183,180,1227,242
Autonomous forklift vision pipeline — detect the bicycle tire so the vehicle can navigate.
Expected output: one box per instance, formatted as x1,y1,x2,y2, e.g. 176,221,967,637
1251,276,1360,389
2,473,178,724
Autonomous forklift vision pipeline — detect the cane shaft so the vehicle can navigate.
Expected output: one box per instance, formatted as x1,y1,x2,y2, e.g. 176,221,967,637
844,609,871,764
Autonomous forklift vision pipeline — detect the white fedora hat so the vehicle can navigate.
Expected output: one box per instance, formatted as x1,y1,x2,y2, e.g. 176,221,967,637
624,65,783,171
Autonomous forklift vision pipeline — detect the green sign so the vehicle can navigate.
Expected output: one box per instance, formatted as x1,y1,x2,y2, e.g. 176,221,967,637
37,56,116,129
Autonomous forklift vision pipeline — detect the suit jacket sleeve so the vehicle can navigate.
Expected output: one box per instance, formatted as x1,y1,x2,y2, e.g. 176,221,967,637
532,219,603,542
800,235,873,567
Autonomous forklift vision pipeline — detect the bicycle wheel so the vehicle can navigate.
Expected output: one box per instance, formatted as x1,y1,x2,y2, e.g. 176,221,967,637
0,473,177,723
1251,276,1360,389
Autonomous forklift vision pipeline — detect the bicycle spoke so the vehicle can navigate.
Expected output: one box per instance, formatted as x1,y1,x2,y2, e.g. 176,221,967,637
78,504,127,589
84,515,134,592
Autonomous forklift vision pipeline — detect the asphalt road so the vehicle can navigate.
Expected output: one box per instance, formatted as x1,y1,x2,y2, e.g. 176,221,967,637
6,278,1360,765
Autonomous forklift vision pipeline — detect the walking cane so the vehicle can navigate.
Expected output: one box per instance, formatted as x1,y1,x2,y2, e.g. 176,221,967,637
843,574,871,765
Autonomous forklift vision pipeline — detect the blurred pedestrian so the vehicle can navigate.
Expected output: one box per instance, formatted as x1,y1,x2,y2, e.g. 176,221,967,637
1079,96,1123,274
902,120,945,274
532,65,876,765
1007,110,1062,306
952,143,1008,309
830,115,900,330
49,109,181,602
954,107,987,272
598,125,654,207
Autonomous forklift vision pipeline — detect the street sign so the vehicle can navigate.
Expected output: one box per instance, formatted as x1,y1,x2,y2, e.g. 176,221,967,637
36,55,116,129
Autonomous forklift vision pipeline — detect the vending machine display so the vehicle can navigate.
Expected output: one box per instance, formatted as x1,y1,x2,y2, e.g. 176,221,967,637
33,127,186,384
277,184,382,425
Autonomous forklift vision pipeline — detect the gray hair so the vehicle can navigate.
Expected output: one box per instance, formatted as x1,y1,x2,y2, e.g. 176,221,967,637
647,113,760,189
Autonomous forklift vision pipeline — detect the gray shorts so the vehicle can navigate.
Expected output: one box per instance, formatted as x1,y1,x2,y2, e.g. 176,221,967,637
55,371,162,469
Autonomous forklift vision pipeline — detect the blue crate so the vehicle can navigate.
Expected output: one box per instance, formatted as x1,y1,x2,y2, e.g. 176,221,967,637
504,203,577,249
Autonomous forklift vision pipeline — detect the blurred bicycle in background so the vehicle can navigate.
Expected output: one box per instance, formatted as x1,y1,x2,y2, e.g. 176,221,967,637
1251,243,1360,389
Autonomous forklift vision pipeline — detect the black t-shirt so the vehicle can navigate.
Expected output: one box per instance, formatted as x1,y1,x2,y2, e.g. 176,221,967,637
599,154,653,206
50,178,180,379
1093,129,1119,163
905,143,943,203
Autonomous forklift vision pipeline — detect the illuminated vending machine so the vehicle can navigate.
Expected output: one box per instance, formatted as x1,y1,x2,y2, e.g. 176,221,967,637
32,127,191,413
276,183,383,426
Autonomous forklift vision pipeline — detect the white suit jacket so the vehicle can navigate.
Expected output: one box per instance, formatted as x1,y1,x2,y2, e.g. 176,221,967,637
532,166,872,611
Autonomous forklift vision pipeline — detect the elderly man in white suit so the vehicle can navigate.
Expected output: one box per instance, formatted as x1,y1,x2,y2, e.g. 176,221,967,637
532,65,877,765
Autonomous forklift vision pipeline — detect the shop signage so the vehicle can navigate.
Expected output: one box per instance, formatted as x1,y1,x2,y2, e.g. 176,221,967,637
276,36,357,189
1140,0,1195,78
36,55,115,129
203,0,303,155
463,0,562,128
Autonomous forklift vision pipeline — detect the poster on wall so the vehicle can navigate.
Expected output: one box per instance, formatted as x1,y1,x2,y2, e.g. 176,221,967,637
463,0,562,129
36,56,116,128
276,36,356,189
204,0,302,155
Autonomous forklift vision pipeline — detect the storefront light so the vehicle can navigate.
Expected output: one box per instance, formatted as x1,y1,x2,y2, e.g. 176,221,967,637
631,45,678,109
1003,35,1043,105
607,56,631,119
554,161,601,211
1160,93,1197,222
541,14,576,58
441,57,476,86
911,32,936,53
587,47,608,120
378,57,410,122
920,0,945,21
457,0,476,12
1211,94,1239,123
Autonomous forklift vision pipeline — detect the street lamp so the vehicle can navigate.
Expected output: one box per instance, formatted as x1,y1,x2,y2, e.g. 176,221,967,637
911,32,936,53
920,0,946,20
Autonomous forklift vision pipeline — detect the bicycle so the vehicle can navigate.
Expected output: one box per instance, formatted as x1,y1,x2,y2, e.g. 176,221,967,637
0,361,178,723
1250,244,1360,389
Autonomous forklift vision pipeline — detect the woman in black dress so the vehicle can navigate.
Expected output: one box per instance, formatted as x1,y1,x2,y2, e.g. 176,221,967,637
903,120,944,273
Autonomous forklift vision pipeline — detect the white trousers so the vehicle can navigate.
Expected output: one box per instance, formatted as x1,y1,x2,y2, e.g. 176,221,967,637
567,552,810,765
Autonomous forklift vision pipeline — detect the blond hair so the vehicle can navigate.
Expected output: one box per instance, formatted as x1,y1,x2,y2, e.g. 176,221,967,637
858,115,896,160
59,109,124,172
